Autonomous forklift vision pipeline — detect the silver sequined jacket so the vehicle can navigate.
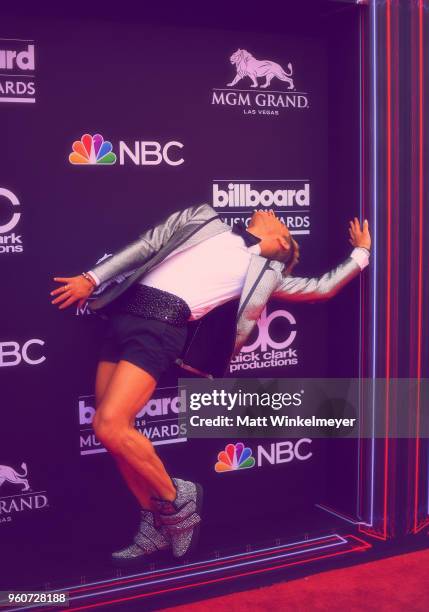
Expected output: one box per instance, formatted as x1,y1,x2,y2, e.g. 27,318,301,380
88,203,366,377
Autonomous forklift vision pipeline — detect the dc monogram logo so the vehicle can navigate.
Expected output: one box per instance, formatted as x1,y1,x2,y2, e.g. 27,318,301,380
0,188,21,234
242,307,297,353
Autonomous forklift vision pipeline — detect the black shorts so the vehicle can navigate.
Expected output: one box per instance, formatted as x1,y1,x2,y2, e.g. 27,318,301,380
98,312,188,381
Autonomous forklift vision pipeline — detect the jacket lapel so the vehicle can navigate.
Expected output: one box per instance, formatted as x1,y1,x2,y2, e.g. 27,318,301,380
91,216,229,310
234,255,283,355
237,255,270,318
169,216,230,256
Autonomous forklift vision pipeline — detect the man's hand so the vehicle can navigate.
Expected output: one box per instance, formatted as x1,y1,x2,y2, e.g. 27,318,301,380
50,275,95,310
284,237,300,275
349,217,371,251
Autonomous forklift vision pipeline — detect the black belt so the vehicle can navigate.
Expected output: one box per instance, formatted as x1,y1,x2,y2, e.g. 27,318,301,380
108,283,191,327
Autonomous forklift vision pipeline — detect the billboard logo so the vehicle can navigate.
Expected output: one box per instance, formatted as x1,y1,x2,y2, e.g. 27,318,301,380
0,44,34,70
213,181,311,234
79,386,187,455
213,183,309,209
215,442,255,473
0,40,36,103
227,49,294,90
69,134,117,165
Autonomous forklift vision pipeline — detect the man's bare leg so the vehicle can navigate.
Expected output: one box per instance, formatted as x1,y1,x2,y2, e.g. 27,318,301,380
95,360,159,510
93,359,176,503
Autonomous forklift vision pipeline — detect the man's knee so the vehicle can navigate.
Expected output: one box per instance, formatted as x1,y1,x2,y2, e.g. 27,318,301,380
93,411,154,456
93,412,126,452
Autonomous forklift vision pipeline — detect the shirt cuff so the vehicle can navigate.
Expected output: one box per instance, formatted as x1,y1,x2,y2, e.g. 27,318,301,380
350,247,370,270
87,270,101,286
248,243,261,255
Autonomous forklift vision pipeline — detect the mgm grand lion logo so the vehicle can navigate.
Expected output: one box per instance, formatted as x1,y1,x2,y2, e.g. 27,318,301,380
227,49,294,90
0,462,48,522
0,462,30,491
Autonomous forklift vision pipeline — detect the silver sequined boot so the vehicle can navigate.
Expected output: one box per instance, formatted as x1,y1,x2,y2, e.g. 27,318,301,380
111,508,171,566
151,478,203,559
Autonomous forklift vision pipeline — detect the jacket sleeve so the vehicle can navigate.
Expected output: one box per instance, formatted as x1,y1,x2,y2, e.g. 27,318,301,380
87,203,215,285
271,248,369,303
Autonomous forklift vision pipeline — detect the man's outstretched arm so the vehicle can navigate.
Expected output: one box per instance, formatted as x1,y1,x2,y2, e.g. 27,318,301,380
271,218,371,303
87,202,216,286
51,203,218,310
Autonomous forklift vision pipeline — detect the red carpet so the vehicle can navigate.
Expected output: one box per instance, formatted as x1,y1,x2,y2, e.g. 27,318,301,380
161,548,429,611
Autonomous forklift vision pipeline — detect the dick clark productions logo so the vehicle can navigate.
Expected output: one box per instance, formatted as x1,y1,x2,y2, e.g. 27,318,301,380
0,188,23,254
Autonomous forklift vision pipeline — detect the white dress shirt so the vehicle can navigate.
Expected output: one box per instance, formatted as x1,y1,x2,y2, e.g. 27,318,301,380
88,232,369,320
140,231,260,320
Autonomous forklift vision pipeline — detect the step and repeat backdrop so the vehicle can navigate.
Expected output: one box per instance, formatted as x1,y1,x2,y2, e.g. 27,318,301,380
1,14,360,584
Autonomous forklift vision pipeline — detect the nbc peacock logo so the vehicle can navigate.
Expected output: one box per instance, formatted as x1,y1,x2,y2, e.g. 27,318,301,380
69,133,116,165
215,442,255,473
